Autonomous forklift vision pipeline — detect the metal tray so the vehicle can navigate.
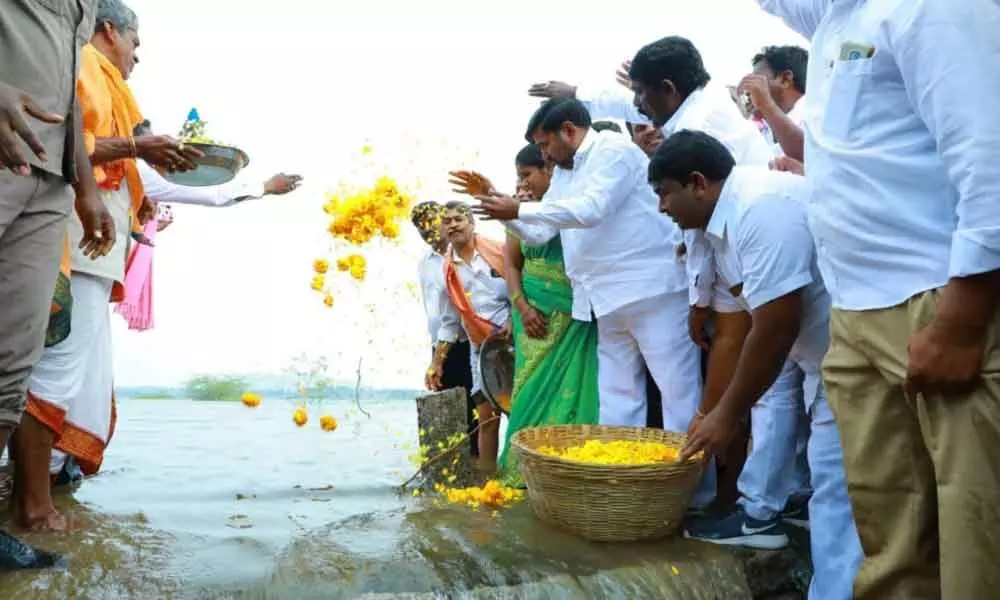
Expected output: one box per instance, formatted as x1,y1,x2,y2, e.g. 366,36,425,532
478,333,514,415
162,143,250,187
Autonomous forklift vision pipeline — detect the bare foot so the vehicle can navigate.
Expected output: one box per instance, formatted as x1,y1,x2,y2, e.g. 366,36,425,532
16,508,69,533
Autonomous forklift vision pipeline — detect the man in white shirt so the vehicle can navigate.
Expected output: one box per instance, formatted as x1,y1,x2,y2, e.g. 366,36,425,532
529,38,808,523
411,201,476,454
137,160,301,208
738,45,808,161
474,99,714,505
654,130,861,600
432,202,510,474
757,1,1000,597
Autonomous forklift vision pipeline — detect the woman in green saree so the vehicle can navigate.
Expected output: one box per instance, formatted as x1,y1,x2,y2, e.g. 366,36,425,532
500,144,600,484
449,144,600,484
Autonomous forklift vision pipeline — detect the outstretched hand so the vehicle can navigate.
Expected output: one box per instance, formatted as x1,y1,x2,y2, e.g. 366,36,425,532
448,170,496,197
679,407,738,463
527,81,577,100
616,60,633,91
471,194,519,221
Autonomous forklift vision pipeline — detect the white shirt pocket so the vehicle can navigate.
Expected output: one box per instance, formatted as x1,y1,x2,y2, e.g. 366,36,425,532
821,58,874,139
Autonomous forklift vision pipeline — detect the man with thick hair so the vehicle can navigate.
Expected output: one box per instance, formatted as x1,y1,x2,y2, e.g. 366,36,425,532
475,98,713,506
529,37,808,527
738,45,809,161
654,129,861,600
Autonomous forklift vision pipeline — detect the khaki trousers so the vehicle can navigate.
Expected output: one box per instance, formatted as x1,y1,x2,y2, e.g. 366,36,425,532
823,289,1000,600
0,170,73,429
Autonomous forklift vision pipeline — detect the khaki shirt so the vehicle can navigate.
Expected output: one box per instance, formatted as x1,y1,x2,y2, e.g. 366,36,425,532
0,1,95,181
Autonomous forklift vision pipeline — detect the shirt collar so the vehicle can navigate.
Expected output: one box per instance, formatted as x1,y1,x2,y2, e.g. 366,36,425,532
570,129,598,167
450,243,479,264
663,86,707,135
706,174,738,242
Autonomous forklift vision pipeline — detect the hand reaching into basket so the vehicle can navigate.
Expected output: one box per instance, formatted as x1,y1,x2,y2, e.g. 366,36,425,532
679,406,740,463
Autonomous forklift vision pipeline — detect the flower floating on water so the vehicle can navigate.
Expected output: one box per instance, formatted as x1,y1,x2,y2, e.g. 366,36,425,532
319,415,338,432
293,406,309,427
313,259,329,274
537,440,681,465
240,392,261,408
336,254,367,281
435,480,524,511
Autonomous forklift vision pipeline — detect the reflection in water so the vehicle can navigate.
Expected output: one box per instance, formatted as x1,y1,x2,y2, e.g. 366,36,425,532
0,399,749,598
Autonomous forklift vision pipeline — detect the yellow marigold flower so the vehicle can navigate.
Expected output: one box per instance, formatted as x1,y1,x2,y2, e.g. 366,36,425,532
293,406,309,427
240,392,261,408
537,440,680,465
362,145,373,155
319,415,338,432
313,259,329,274
323,294,334,308
310,275,325,291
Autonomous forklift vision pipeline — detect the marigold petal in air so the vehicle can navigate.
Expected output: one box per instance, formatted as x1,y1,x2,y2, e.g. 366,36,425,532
319,415,338,432
240,392,261,408
293,406,309,427
313,259,329,274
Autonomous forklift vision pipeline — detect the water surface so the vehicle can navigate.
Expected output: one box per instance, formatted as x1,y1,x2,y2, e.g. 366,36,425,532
0,399,751,599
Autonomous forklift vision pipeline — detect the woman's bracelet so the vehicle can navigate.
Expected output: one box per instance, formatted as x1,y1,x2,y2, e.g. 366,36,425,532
510,292,523,305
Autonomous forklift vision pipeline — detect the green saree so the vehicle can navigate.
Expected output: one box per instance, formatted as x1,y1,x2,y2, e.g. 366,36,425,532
498,237,599,485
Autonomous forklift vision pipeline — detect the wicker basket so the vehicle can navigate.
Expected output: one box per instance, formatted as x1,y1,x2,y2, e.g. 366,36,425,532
512,424,703,542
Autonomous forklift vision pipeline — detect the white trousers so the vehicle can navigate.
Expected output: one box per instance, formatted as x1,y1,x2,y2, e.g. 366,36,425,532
742,361,861,600
596,292,702,430
596,292,715,507
739,360,812,520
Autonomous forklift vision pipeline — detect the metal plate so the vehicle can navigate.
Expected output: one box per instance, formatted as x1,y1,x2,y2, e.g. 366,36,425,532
478,334,514,415
162,143,250,187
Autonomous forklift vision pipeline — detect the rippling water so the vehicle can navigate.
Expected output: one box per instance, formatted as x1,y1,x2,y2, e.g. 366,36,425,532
0,399,752,599
0,399,421,597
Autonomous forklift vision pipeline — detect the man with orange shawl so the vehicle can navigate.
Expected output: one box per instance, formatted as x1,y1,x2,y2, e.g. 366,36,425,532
13,0,200,532
427,202,510,475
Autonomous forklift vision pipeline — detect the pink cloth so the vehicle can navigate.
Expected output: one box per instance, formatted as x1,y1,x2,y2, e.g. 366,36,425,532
115,220,156,331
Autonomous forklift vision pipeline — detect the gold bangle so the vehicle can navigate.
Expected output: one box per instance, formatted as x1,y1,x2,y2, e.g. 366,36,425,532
511,292,523,304
127,136,137,158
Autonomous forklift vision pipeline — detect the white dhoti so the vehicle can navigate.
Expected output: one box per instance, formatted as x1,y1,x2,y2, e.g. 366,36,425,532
26,185,128,477
26,273,116,475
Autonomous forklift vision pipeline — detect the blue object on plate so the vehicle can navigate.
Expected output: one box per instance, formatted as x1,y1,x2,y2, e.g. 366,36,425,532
186,107,200,122
162,143,250,187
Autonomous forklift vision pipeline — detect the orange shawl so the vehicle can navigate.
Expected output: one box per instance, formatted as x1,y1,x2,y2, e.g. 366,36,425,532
76,44,147,301
444,235,507,346
77,44,145,228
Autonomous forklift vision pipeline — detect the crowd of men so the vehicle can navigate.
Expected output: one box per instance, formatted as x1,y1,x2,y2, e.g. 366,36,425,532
414,2,999,599
2,0,999,598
